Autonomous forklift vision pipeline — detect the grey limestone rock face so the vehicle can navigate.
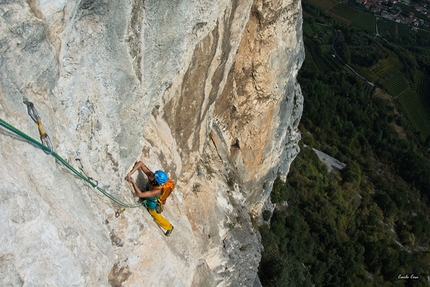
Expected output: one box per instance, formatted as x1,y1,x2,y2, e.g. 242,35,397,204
0,0,304,286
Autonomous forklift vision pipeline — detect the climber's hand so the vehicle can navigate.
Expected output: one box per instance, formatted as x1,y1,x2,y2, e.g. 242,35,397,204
125,174,134,183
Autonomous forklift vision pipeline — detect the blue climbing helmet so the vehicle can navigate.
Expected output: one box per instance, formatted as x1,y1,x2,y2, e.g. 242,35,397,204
154,170,168,185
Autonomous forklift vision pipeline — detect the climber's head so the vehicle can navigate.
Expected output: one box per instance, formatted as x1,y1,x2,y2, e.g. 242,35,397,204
154,170,168,185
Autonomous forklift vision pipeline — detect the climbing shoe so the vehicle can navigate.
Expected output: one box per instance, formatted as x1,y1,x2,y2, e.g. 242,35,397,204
165,226,174,237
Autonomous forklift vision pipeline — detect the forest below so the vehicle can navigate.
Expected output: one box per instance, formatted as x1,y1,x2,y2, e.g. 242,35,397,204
258,1,430,286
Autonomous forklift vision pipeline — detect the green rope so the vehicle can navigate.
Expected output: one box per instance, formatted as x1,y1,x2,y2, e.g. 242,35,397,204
0,118,144,209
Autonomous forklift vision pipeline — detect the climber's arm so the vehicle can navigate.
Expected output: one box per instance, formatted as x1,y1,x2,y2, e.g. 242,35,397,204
126,161,155,181
140,187,162,198
126,177,161,198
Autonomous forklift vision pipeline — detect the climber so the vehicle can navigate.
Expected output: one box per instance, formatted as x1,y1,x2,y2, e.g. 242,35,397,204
125,161,175,236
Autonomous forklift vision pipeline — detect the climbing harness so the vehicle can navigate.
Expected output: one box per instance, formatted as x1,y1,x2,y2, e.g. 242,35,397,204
23,98,53,154
0,101,145,210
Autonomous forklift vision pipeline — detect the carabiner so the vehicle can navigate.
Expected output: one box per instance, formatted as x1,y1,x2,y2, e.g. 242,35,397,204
115,208,126,218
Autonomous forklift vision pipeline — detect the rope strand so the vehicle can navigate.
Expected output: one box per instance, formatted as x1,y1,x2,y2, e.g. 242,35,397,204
0,117,143,209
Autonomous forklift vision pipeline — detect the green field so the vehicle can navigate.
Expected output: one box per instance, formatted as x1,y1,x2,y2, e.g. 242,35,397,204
382,72,409,96
399,24,410,38
399,90,430,140
370,51,402,79
418,29,430,40
305,40,332,73
331,3,359,19
314,26,335,44
319,44,332,55
352,12,376,33
351,64,379,83
377,18,397,38
303,22,314,37
416,72,430,106
328,4,360,25
307,0,338,10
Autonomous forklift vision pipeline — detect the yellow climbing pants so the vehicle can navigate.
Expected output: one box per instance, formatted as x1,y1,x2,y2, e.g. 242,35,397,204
147,208,173,231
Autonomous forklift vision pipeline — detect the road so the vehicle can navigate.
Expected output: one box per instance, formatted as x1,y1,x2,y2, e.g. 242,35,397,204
374,16,389,43
317,23,375,86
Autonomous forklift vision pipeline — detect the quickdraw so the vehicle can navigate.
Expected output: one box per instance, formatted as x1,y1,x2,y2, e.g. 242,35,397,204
23,99,53,154
75,158,99,188
115,208,126,218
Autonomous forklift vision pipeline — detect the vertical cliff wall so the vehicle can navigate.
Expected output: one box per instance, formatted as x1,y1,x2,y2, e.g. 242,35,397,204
0,0,303,286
